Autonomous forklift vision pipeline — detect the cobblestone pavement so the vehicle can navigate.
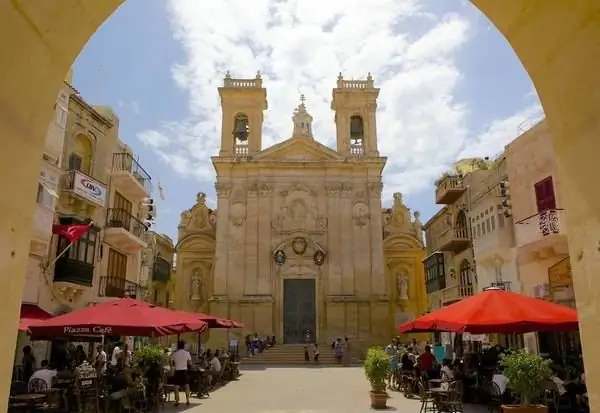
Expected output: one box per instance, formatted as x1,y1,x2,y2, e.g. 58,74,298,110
164,365,488,413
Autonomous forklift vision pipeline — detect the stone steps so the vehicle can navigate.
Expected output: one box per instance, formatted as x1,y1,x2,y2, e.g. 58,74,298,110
240,344,361,365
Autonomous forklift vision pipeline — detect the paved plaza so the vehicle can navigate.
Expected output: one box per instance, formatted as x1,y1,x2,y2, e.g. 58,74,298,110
164,366,487,413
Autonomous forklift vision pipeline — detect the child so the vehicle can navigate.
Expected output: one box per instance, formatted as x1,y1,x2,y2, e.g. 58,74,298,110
304,345,309,362
313,344,320,364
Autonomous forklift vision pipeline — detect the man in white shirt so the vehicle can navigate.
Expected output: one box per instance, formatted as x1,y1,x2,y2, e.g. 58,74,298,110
95,344,107,374
110,344,121,367
28,360,57,390
170,341,192,407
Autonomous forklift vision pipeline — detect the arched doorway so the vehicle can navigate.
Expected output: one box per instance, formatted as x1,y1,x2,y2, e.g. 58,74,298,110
2,1,600,409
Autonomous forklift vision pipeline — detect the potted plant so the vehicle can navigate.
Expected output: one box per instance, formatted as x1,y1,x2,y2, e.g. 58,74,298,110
134,344,168,373
499,349,552,413
364,346,390,409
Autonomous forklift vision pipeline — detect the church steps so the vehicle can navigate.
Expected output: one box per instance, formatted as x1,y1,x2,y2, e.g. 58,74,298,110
239,344,362,365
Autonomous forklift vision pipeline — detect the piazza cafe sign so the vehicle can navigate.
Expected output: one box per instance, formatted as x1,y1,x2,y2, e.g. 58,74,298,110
64,326,113,335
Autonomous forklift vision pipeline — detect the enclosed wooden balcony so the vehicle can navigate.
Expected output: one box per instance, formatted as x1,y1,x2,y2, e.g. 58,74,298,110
435,175,465,204
438,226,471,253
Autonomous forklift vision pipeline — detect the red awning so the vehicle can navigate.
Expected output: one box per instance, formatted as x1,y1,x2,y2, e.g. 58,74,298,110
28,298,208,339
19,304,53,332
397,287,579,335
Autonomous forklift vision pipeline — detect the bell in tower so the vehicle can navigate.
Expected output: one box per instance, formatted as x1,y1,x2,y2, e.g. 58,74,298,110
350,115,364,143
233,114,249,142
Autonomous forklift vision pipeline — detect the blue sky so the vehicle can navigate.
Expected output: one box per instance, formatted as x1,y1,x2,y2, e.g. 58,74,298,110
73,0,542,240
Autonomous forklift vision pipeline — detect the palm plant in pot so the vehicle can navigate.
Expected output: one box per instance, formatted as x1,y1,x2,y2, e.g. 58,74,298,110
364,347,391,409
499,349,552,413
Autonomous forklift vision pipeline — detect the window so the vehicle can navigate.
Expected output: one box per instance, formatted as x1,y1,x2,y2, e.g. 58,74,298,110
57,226,98,265
498,212,505,228
113,191,132,213
36,183,44,204
55,105,68,128
534,176,556,212
486,218,491,233
490,215,496,231
459,260,472,286
68,153,82,171
107,249,127,280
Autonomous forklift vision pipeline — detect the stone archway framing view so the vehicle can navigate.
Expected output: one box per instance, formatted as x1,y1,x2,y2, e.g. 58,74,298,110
2,1,600,411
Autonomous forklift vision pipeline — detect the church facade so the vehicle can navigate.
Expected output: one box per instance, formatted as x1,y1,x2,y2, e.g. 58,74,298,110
174,72,428,349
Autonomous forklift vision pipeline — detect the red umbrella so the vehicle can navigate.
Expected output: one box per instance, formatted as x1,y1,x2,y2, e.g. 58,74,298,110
28,298,207,338
397,288,579,335
167,309,244,329
19,304,53,331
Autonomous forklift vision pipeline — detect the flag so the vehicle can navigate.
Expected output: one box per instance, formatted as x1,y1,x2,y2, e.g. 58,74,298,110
157,181,166,201
52,223,92,243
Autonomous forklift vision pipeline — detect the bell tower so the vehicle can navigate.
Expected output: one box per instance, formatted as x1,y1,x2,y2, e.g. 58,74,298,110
331,73,380,157
218,71,268,156
291,94,314,139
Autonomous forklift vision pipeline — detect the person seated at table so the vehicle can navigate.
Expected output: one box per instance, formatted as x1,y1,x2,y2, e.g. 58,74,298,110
207,350,222,386
440,359,454,382
22,345,36,382
28,360,57,390
419,345,437,379
400,347,415,372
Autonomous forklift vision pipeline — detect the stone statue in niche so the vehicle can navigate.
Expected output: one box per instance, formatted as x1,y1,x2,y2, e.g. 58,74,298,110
396,273,409,300
208,211,217,228
190,271,202,301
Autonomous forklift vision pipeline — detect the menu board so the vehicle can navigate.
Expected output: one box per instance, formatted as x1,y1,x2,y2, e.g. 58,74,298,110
74,362,99,413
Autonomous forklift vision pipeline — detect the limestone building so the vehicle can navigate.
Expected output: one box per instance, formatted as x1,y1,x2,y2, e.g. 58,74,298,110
15,71,155,367
140,231,175,307
174,73,427,348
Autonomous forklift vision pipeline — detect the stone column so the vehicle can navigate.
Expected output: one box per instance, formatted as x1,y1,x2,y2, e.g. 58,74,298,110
244,183,259,294
213,182,231,295
340,182,354,294
368,182,386,295
326,183,342,293
257,183,273,294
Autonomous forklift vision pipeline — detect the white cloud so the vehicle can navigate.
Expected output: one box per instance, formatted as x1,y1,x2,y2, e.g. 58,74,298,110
138,0,541,199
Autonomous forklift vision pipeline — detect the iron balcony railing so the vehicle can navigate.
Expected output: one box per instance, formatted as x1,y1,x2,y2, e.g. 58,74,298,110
515,208,567,247
152,257,172,284
112,153,151,193
105,208,147,239
98,276,142,299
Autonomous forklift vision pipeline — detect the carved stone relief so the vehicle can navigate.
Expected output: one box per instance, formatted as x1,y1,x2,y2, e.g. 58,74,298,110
249,181,272,197
324,182,353,198
272,184,327,234
215,182,232,198
352,202,370,227
229,202,247,227
368,182,383,198
384,192,423,242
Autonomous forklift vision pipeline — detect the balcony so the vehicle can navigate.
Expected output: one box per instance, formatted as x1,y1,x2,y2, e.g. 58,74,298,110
441,284,474,305
53,257,94,287
435,175,465,204
60,170,107,208
438,226,471,253
152,257,172,284
515,209,569,259
426,277,446,294
104,208,148,254
111,153,151,199
98,276,142,299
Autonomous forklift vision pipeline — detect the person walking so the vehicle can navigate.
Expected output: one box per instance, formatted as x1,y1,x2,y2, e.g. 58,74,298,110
170,340,192,407
313,344,320,364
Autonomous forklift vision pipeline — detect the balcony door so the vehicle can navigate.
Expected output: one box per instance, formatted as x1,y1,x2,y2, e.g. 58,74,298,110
534,176,557,212
106,249,128,297
111,191,133,229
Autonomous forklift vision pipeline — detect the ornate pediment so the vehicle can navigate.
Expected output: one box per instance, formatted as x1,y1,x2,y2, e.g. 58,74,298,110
253,138,344,162
383,192,423,244
178,192,216,240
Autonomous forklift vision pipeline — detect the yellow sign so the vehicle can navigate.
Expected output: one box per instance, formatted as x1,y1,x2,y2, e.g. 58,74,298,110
548,257,572,287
